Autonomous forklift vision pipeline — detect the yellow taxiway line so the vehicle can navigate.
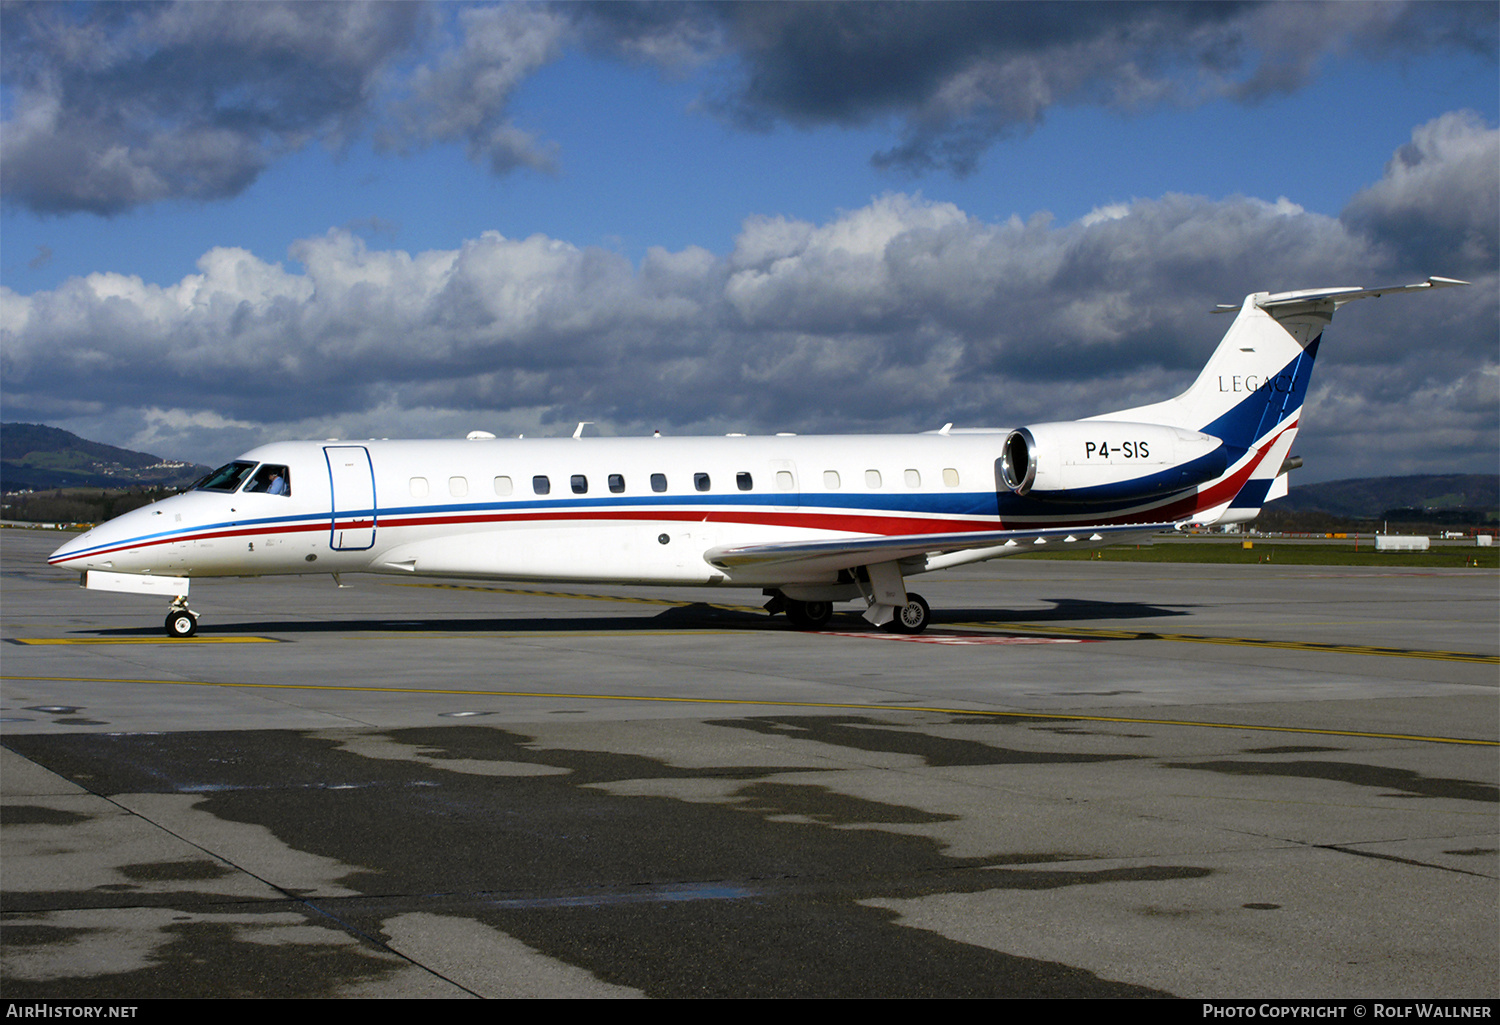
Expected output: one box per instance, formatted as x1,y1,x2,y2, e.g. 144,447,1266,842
392,582,1499,664
3,674,1495,746
10,623,1494,663
10,636,282,646
951,622,1500,665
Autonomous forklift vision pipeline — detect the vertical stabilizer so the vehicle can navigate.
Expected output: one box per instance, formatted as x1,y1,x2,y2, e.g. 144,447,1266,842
1089,292,1323,450
1090,277,1466,523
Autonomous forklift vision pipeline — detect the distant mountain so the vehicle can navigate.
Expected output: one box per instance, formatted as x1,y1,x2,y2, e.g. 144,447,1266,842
1276,474,1498,519
1,422,210,492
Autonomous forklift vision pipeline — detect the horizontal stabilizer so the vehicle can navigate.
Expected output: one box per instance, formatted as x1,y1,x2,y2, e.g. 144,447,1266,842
1253,276,1468,311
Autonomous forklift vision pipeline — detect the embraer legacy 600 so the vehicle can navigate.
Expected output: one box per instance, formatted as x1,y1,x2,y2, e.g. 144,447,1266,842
50,278,1467,637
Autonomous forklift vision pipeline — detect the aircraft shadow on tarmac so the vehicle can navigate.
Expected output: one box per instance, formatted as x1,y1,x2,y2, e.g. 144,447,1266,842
73,596,1196,638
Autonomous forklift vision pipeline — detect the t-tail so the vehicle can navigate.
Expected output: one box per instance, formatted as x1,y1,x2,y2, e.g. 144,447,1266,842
1087,277,1468,525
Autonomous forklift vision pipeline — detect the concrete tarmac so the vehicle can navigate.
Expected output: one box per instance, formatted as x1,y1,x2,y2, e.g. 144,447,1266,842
2,528,1496,998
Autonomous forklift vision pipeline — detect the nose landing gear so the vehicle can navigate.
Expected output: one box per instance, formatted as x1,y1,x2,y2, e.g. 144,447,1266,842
164,596,198,637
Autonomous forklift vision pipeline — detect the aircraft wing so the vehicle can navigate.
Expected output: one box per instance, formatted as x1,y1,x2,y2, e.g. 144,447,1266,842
704,521,1176,575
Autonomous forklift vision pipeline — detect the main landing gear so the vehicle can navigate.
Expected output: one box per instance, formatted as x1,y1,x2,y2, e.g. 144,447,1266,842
164,596,198,638
885,592,930,635
784,598,834,630
767,589,931,634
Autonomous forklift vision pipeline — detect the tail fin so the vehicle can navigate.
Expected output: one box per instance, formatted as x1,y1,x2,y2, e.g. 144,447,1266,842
1089,277,1467,523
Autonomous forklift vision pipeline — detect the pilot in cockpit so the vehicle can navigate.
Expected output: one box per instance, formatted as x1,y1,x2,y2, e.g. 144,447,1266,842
245,464,291,496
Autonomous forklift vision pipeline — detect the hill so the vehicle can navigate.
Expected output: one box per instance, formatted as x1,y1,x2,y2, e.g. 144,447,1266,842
1259,473,1497,532
1275,474,1498,518
1,422,210,492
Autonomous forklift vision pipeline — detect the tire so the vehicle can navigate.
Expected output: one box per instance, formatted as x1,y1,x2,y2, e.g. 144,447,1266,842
885,592,930,634
785,599,834,630
165,610,198,638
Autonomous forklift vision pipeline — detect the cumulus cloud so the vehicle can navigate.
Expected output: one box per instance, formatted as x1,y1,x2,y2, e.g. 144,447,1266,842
6,2,1494,215
0,1,431,214
378,3,567,174
572,1,1498,176
0,2,572,215
4,112,1494,477
1341,111,1499,275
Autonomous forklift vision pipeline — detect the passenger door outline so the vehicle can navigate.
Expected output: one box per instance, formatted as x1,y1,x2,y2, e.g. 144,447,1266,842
325,445,377,551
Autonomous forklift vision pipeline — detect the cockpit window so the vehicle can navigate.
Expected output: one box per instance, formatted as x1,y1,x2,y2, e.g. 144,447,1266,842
194,461,257,493
245,464,291,496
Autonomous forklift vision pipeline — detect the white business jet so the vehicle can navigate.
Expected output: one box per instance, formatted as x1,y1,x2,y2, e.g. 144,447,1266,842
50,278,1467,637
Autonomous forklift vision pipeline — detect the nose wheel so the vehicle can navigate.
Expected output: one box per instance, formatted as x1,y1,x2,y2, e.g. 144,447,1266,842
164,598,198,638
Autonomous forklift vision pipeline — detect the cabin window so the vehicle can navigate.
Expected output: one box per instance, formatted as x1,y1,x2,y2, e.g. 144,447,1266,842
195,461,256,493
943,468,960,487
694,472,711,492
571,474,588,494
905,469,921,488
494,476,513,497
823,470,840,489
449,476,468,497
533,475,550,495
651,473,668,493
410,477,429,498
776,470,794,491
736,472,753,491
245,464,291,496
609,473,625,493
865,469,882,488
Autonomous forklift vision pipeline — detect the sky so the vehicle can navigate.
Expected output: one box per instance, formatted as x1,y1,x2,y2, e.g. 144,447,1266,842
1,0,1496,484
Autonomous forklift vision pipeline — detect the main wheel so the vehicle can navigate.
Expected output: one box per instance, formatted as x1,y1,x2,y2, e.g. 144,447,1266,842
885,592,930,634
165,610,198,638
784,599,834,630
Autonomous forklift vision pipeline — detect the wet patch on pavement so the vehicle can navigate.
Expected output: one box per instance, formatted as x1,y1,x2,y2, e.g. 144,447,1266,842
4,721,1186,997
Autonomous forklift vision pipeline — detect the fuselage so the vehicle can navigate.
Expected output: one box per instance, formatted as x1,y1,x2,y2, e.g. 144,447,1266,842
46,429,1230,590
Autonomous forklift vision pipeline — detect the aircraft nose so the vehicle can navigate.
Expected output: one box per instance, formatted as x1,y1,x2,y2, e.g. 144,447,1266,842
46,501,160,569
48,529,94,566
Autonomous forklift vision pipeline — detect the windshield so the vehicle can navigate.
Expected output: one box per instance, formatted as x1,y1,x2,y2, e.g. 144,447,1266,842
194,461,257,493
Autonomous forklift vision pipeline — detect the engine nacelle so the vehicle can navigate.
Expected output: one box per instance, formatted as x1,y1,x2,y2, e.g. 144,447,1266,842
1000,421,1228,503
